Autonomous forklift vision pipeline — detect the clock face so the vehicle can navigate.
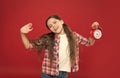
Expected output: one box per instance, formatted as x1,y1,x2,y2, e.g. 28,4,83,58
93,29,102,39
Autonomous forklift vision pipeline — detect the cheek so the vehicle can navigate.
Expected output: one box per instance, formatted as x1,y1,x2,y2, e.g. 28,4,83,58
49,28,55,32
59,25,63,30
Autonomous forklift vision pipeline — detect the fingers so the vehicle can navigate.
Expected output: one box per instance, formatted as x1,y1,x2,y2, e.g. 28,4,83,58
29,27,33,31
27,23,32,28
21,23,33,33
26,23,33,31
28,23,32,26
92,22,99,26
28,23,33,31
91,21,99,29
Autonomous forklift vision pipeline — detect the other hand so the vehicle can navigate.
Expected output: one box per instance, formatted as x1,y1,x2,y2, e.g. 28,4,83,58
20,23,33,34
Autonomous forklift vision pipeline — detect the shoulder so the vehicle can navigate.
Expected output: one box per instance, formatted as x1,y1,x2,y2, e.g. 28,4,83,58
40,32,55,40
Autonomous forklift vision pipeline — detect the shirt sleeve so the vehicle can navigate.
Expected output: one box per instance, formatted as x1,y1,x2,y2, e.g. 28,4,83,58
29,35,46,49
74,32,91,46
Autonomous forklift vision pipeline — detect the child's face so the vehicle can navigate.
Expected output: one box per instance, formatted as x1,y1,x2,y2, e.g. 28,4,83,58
47,18,64,34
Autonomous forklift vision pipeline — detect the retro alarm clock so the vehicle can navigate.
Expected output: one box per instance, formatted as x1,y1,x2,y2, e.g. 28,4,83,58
89,22,103,40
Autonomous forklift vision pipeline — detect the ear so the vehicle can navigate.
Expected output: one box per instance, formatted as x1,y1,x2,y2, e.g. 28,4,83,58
60,20,64,24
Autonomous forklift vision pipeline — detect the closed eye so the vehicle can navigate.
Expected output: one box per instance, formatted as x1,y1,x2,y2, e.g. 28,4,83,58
48,25,52,28
53,21,57,24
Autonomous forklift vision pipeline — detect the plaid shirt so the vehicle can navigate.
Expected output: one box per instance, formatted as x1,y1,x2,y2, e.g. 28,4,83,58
29,32,90,76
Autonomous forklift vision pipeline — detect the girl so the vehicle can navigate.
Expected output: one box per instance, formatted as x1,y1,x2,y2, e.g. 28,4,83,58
20,15,96,78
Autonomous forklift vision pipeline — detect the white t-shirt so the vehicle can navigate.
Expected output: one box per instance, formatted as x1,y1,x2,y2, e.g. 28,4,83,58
58,34,71,72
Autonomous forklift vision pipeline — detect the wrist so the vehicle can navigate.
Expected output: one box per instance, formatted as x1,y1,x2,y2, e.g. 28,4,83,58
20,32,26,35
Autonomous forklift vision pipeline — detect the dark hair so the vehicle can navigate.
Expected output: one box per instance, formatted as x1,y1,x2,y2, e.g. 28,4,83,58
45,15,62,29
40,15,77,64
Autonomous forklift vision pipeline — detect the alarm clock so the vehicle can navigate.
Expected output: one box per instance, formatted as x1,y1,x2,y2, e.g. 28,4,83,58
90,26,103,40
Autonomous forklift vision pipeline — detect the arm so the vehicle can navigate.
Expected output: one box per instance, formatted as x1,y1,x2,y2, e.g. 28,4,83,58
20,23,33,49
77,21,98,46
74,32,95,46
88,37,95,46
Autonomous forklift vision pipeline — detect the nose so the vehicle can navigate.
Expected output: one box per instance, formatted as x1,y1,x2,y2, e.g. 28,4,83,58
53,25,57,30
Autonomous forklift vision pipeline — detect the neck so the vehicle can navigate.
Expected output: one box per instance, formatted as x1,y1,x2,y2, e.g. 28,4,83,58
58,29,65,35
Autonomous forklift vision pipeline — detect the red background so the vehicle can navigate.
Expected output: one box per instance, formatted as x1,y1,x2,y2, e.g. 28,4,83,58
0,0,120,78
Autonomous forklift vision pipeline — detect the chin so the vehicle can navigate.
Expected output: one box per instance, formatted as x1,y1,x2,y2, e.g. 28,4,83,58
54,32,60,34
54,30,61,34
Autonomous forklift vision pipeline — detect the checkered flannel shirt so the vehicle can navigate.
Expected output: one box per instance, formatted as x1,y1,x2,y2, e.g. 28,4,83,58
29,32,91,76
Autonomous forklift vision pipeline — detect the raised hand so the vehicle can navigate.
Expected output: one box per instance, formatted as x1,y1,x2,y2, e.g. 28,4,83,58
20,23,33,34
91,21,99,29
